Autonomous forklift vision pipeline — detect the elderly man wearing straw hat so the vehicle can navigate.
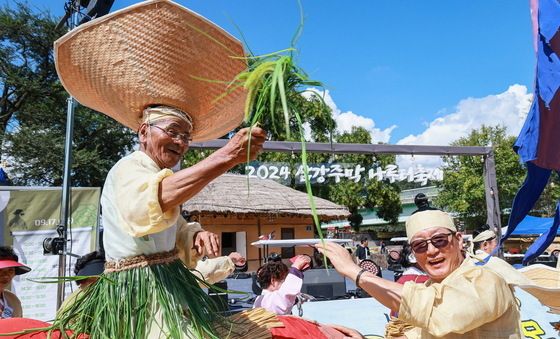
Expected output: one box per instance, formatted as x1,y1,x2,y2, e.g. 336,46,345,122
317,210,523,338
45,1,280,338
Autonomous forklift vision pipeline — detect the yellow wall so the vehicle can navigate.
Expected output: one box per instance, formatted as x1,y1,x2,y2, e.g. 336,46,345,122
195,214,315,271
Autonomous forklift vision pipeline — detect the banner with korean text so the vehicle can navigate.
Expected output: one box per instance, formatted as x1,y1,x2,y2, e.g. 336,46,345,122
0,187,100,321
245,162,443,186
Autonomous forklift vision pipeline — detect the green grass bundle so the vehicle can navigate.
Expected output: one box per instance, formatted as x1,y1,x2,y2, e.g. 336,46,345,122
229,5,329,242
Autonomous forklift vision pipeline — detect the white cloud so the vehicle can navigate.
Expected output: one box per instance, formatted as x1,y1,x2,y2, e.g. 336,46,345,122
397,84,533,168
303,89,396,143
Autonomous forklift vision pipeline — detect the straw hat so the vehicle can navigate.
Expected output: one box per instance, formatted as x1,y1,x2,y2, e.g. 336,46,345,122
54,0,247,141
518,264,560,313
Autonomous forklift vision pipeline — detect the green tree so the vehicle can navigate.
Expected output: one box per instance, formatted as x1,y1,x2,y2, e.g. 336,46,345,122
532,175,560,217
327,126,402,229
435,125,525,229
1,2,136,186
0,2,65,142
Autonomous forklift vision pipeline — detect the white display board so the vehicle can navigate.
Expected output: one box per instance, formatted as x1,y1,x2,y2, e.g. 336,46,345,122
11,227,92,321
251,238,352,248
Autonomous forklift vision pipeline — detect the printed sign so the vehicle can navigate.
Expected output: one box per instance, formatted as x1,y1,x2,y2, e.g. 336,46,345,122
1,187,100,321
245,162,443,186
11,228,92,320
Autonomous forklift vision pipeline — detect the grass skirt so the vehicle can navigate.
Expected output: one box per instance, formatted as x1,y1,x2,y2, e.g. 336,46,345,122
54,259,228,338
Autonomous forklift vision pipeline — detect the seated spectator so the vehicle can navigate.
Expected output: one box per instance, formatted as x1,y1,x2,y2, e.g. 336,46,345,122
58,251,105,314
0,246,31,319
253,255,310,315
74,251,105,288
251,253,283,296
396,242,429,285
472,224,498,257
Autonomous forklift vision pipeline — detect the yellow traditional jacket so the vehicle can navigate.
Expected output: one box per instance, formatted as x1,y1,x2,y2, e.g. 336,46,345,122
399,257,521,338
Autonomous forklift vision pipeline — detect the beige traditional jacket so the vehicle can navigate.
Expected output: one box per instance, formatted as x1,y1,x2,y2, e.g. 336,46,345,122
101,151,202,264
399,257,521,338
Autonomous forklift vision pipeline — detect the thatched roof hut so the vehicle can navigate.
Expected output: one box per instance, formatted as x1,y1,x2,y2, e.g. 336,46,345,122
183,174,349,221
183,174,349,270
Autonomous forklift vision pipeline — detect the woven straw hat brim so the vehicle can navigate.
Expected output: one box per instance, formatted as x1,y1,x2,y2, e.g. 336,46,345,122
55,0,247,141
517,264,560,311
519,264,560,289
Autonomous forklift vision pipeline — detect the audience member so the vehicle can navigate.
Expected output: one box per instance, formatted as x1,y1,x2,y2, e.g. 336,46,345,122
0,246,30,319
396,242,429,285
253,255,310,315
58,251,106,314
410,193,438,215
355,237,370,263
472,224,498,257
74,251,105,288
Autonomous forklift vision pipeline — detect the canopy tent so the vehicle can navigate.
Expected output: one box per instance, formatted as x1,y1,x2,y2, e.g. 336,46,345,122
502,215,560,237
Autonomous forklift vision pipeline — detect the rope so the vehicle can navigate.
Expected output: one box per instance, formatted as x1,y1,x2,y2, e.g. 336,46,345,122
104,248,179,273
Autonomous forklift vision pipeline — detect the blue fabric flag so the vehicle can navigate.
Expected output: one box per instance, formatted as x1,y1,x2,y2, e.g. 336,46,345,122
504,0,560,264
538,0,560,42
536,36,560,106
503,162,550,241
0,168,9,185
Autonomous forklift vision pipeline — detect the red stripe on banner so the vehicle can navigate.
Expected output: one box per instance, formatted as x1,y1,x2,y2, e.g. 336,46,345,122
534,94,560,170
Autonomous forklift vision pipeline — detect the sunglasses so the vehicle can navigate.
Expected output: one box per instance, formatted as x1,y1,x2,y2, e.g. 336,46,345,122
410,232,455,253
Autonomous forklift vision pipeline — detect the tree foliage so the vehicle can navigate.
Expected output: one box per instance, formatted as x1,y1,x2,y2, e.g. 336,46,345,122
0,2,65,141
532,175,560,217
327,126,401,227
435,125,525,229
1,2,136,187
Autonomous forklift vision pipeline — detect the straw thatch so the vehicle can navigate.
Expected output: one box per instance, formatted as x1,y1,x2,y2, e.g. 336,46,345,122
183,174,349,221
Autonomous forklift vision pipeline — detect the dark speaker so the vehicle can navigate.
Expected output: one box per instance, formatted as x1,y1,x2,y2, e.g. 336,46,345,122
300,269,346,299
208,280,228,312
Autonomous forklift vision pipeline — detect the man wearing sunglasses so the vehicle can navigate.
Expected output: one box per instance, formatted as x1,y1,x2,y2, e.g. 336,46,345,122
316,209,521,338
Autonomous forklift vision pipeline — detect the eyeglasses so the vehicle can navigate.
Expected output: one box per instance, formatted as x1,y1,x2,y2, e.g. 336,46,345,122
150,124,192,144
410,232,454,253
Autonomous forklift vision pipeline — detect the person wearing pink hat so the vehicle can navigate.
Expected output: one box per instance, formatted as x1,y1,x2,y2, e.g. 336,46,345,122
0,246,31,319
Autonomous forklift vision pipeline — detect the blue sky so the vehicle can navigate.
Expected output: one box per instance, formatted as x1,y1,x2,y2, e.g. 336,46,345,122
12,0,536,152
